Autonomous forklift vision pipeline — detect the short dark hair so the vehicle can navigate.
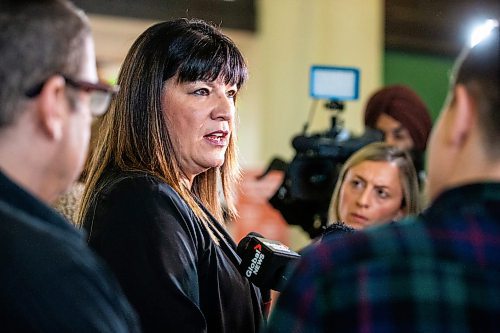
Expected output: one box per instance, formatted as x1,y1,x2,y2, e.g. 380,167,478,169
0,0,91,127
452,23,499,156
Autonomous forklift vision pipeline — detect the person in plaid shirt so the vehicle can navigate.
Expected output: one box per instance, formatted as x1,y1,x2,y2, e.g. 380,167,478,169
266,22,499,333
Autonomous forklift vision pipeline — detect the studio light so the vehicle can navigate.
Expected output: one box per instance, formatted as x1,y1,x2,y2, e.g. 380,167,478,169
470,19,498,48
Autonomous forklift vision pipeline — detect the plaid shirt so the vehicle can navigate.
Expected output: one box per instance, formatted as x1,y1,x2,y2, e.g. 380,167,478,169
266,183,500,333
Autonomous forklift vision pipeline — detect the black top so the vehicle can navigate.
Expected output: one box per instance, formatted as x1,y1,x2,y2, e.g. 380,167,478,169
318,222,355,241
83,171,265,333
0,170,140,332
266,183,500,332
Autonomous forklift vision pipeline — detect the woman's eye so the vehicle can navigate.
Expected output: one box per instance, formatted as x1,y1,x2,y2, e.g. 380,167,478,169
350,179,363,188
227,89,237,98
193,88,210,96
394,133,407,141
376,189,389,198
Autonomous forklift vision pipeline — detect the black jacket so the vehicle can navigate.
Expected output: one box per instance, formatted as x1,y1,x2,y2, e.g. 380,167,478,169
83,171,265,333
0,171,140,332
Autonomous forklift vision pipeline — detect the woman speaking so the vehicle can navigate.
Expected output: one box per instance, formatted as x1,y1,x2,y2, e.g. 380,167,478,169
78,18,266,333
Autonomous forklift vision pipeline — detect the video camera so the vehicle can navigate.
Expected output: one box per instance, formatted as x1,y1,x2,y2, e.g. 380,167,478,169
263,66,383,238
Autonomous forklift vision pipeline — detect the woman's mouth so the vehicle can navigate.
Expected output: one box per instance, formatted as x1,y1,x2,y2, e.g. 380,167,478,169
349,213,368,223
204,130,229,146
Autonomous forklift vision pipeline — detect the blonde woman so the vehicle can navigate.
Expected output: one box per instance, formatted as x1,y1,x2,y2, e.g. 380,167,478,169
327,142,421,233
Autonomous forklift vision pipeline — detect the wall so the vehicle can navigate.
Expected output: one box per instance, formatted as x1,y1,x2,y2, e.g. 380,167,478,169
384,50,455,120
88,0,384,249
244,0,383,168
237,0,384,248
90,0,383,168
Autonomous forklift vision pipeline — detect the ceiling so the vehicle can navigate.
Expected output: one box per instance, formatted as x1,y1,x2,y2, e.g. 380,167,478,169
73,0,256,31
74,0,499,57
385,0,500,56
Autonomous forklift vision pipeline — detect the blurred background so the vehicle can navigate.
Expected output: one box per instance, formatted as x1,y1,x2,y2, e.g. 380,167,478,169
75,0,499,249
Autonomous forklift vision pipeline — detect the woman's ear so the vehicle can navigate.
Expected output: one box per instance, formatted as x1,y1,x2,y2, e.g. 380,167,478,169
36,75,66,140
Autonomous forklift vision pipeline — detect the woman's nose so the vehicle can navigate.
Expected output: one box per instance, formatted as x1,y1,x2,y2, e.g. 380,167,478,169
384,134,396,146
212,94,234,121
356,189,370,208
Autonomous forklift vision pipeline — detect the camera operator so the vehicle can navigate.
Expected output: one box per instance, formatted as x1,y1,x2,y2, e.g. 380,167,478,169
364,85,432,185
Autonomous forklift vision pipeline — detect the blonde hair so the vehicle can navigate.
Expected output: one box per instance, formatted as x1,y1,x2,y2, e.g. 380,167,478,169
77,19,247,243
328,142,421,225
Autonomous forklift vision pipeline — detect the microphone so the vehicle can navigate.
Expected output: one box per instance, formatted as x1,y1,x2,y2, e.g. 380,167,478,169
237,232,300,292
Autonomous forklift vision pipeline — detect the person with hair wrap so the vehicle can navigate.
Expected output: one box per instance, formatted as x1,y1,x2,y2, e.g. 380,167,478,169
364,85,432,185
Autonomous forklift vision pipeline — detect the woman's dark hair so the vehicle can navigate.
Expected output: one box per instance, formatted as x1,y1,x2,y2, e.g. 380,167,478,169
79,19,247,242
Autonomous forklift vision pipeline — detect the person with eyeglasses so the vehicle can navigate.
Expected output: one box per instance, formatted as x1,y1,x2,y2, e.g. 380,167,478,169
52,66,116,224
266,21,500,333
77,18,267,332
0,1,139,331
52,116,105,224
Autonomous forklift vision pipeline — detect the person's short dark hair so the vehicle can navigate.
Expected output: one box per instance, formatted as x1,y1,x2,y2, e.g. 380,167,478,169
0,0,90,127
452,23,499,157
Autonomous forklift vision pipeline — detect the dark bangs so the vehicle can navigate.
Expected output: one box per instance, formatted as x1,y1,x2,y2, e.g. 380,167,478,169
174,28,247,88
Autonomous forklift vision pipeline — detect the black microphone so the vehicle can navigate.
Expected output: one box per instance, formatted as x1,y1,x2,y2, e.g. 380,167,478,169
237,232,300,292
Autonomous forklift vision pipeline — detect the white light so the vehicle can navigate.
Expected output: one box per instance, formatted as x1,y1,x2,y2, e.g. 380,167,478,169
470,19,498,48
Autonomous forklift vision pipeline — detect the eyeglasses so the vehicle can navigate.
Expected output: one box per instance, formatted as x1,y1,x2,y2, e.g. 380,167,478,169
25,75,119,116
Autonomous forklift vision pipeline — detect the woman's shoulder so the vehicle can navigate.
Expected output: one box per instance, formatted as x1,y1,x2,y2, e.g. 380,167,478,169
88,171,193,225
100,171,180,201
319,223,356,242
89,170,202,237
